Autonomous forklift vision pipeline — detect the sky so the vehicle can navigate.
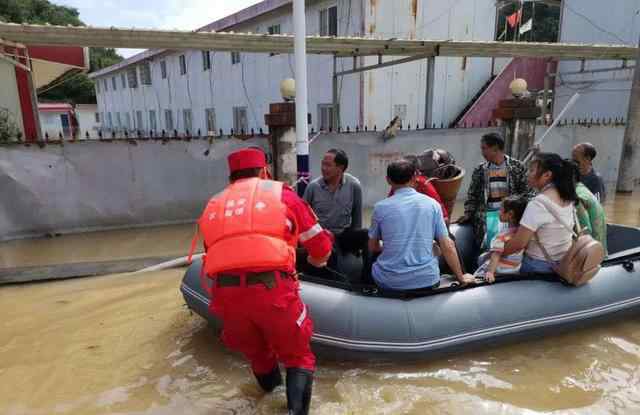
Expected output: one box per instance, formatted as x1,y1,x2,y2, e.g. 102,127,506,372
57,0,264,57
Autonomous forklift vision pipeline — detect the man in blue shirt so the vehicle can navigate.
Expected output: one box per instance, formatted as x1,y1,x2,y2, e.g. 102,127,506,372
368,159,475,291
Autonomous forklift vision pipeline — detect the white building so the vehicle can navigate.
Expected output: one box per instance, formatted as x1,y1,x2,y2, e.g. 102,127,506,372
75,104,100,138
89,0,498,135
553,0,640,120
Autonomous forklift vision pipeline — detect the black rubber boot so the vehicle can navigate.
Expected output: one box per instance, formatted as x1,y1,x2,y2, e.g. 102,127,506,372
286,368,314,415
254,366,282,393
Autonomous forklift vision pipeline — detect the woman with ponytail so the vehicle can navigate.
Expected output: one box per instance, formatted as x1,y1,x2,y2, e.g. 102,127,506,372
502,153,577,274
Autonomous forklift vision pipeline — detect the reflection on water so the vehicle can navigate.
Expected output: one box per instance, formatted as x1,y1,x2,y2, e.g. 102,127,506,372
0,224,196,269
1,192,640,414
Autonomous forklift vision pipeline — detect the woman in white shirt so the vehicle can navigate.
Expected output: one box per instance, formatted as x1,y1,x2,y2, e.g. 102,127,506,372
502,153,578,274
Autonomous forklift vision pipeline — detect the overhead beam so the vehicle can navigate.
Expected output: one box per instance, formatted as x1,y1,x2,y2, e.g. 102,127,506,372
0,22,636,62
336,53,431,77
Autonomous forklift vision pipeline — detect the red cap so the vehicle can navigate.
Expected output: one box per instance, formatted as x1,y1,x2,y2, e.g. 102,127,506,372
228,148,267,173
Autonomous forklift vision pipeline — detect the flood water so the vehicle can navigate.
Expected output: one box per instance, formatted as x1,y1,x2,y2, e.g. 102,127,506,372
2,195,640,414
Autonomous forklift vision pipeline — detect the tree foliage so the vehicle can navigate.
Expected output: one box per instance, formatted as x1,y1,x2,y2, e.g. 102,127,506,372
0,0,123,104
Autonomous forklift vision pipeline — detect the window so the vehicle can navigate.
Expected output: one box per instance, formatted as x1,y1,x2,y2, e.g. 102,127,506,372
160,60,167,79
268,24,281,35
95,113,100,123
318,104,336,130
165,109,174,131
103,78,109,91
140,62,152,85
107,112,112,128
393,104,407,121
127,66,138,88
205,108,216,135
183,109,192,132
125,113,131,130
231,51,241,65
233,107,248,133
202,51,211,71
319,6,338,36
179,54,187,75
121,73,126,88
268,25,282,56
112,76,117,90
136,110,143,130
149,110,157,132
116,112,122,128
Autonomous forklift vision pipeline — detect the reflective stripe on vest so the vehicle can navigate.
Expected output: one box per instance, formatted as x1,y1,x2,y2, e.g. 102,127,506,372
198,178,295,276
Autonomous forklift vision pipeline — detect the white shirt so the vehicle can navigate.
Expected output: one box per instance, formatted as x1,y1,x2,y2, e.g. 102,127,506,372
520,194,574,261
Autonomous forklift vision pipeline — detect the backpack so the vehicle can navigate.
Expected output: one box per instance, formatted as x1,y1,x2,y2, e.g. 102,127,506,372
533,197,605,286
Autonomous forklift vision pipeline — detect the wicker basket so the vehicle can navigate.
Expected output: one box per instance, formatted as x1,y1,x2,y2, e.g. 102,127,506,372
432,166,465,215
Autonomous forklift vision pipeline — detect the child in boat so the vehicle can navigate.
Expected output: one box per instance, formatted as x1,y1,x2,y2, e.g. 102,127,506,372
474,195,528,283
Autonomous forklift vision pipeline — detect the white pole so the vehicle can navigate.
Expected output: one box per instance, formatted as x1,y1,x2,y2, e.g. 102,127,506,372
293,0,309,195
522,93,580,164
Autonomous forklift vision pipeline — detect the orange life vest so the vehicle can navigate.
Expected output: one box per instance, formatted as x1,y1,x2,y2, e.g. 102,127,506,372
197,178,296,278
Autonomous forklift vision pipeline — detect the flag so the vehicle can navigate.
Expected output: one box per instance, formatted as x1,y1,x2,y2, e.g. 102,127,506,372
519,18,533,35
507,9,522,28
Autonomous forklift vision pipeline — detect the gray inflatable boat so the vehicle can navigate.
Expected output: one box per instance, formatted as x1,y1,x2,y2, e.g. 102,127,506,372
180,224,640,360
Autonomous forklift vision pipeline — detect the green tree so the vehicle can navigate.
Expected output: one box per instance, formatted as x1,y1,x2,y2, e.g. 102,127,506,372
0,0,123,104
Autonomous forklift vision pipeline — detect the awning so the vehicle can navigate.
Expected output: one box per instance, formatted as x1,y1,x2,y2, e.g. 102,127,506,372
0,22,636,66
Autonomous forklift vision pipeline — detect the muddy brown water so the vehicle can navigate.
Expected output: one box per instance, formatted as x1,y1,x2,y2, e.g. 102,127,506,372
2,196,640,414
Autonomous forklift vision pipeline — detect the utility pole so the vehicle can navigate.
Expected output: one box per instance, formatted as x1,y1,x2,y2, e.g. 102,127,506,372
616,37,640,193
293,0,309,196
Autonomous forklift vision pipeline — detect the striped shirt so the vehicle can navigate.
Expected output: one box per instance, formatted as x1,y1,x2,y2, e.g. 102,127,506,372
487,161,508,211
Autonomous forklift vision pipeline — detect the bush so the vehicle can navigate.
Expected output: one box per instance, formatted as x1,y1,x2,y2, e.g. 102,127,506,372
0,108,22,143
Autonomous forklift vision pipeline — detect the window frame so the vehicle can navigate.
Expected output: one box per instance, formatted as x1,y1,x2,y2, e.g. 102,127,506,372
205,108,216,135
160,60,167,79
202,51,211,71
320,6,338,36
233,106,248,133
127,67,138,89
165,109,174,131
179,54,187,75
149,110,157,132
231,51,241,65
140,62,152,85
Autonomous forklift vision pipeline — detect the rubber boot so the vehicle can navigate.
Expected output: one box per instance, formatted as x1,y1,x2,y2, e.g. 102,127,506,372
254,366,282,393
286,368,314,415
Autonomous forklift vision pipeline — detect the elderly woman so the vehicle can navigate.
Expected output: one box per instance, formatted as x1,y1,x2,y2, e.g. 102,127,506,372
502,153,578,274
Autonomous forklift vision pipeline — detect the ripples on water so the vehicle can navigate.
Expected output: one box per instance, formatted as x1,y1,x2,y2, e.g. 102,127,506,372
1,196,640,414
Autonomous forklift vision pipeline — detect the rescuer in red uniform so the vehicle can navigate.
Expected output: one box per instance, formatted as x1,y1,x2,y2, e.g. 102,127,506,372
194,147,332,415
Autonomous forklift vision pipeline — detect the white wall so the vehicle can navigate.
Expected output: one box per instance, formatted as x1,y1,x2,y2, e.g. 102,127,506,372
0,60,24,138
95,0,362,135
362,0,496,128
39,112,65,139
554,0,640,121
94,0,498,135
75,104,100,139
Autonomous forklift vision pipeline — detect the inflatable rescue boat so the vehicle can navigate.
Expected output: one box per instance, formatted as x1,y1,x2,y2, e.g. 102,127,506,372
181,224,640,360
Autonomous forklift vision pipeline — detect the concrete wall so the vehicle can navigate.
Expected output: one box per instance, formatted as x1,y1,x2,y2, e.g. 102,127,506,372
535,124,626,195
1,125,623,241
362,0,497,128
554,0,640,121
0,138,270,241
0,60,24,138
